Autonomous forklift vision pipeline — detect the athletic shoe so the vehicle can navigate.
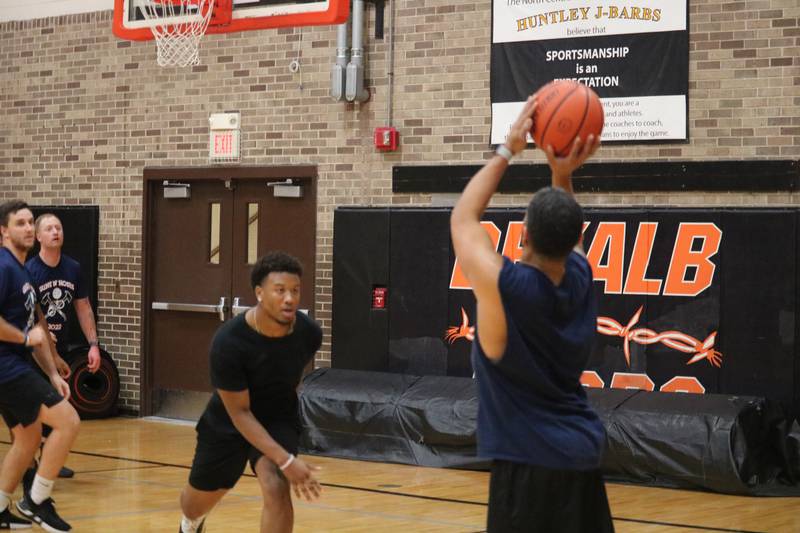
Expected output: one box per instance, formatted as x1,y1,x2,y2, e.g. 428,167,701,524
0,506,31,529
15,494,70,533
56,467,74,479
179,518,205,533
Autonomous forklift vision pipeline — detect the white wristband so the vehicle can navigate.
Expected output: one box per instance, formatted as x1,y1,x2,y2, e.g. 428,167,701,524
278,453,295,471
495,144,513,162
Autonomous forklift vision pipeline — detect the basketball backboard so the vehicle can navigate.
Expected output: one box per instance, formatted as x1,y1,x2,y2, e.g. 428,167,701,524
113,0,349,41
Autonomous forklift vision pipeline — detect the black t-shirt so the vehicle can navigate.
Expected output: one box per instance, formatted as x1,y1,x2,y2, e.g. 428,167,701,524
197,311,322,438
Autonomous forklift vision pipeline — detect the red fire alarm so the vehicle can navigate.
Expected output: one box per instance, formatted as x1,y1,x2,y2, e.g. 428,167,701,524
374,127,399,151
372,286,388,309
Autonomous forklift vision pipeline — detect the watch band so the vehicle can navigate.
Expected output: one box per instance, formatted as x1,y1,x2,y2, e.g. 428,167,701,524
495,144,513,162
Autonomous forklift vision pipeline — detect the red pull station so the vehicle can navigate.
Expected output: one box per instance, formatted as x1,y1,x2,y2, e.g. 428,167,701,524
372,286,388,309
374,127,399,151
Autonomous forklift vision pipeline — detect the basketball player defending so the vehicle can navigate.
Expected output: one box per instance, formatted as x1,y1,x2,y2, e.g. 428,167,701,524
179,252,322,533
0,201,80,533
451,96,614,532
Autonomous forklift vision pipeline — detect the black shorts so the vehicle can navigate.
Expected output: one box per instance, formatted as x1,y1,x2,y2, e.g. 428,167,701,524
22,356,59,438
487,460,614,533
0,370,64,429
188,421,300,492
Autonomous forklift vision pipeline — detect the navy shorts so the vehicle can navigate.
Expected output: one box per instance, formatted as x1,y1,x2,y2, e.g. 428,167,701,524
188,421,300,492
0,370,64,428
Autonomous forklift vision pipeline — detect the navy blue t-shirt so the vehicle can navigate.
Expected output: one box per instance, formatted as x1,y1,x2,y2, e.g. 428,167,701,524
25,254,86,351
472,252,605,470
0,247,38,383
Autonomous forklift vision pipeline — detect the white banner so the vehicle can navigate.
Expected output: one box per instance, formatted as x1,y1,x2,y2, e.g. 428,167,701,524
491,95,686,145
494,0,687,44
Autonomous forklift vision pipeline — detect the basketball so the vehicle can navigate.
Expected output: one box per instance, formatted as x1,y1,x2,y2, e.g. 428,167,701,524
531,80,604,156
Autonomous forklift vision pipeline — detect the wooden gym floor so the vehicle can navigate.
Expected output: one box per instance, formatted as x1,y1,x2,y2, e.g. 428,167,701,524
1,418,798,532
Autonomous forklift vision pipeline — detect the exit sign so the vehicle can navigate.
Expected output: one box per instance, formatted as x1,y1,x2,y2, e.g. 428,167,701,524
209,112,241,163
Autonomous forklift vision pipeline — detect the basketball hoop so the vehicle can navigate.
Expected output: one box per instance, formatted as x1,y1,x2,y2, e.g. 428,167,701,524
138,0,215,67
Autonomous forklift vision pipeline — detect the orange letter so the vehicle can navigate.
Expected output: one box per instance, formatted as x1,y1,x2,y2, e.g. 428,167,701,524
501,221,526,263
450,222,502,290
623,222,662,295
660,376,705,394
586,222,625,294
610,372,655,391
663,223,721,297
580,371,604,388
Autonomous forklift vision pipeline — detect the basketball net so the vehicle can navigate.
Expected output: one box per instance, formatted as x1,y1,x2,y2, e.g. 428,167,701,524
139,0,215,67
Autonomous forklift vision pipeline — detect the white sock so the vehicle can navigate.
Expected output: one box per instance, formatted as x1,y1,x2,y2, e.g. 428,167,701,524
30,474,54,505
181,515,206,533
0,489,10,512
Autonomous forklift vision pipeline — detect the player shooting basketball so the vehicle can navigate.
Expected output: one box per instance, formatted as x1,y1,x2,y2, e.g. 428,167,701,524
450,94,614,532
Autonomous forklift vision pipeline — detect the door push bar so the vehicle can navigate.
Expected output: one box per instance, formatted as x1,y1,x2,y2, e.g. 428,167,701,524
153,297,309,321
152,297,228,322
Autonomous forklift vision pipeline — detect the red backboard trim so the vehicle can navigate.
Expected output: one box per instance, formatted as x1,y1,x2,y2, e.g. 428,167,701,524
112,0,349,41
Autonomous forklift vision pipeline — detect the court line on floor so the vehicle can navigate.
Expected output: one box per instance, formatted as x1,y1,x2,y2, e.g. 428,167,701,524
76,464,167,475
0,441,768,533
614,517,765,533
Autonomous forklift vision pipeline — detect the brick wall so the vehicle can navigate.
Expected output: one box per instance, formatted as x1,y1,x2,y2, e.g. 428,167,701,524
0,1,797,412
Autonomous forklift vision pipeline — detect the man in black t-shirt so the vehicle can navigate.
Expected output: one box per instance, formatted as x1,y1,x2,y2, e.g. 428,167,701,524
179,251,323,533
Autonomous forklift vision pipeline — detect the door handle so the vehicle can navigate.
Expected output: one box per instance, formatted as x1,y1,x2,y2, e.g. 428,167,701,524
232,297,249,316
217,296,227,322
152,296,229,322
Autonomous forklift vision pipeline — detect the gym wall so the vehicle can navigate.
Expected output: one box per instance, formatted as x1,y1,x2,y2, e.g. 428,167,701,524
332,206,800,415
0,2,797,412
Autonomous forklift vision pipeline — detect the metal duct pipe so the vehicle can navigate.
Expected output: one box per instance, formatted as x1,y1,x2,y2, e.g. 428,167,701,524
345,0,369,103
330,20,349,101
386,0,395,125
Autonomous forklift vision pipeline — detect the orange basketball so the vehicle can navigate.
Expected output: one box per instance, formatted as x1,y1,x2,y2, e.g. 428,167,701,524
531,80,604,156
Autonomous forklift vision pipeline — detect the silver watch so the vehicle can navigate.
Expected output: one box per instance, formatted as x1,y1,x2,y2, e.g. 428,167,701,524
495,144,513,162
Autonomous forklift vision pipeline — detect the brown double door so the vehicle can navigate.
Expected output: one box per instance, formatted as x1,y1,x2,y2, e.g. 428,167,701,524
143,175,316,417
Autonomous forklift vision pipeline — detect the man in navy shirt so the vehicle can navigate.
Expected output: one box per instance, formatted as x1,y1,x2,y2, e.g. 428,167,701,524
25,213,101,482
27,213,101,373
451,96,614,532
0,201,80,533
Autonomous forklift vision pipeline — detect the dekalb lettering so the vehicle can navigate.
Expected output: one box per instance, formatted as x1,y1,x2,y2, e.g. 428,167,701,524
450,221,722,297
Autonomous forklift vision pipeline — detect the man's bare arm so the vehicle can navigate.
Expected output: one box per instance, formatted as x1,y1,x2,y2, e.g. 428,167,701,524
450,96,537,360
543,136,600,256
0,314,27,345
219,388,290,464
75,298,101,372
218,388,321,501
35,304,69,377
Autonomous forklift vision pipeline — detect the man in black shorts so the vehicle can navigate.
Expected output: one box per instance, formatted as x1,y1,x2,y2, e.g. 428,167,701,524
179,251,323,533
451,96,614,532
0,200,80,533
